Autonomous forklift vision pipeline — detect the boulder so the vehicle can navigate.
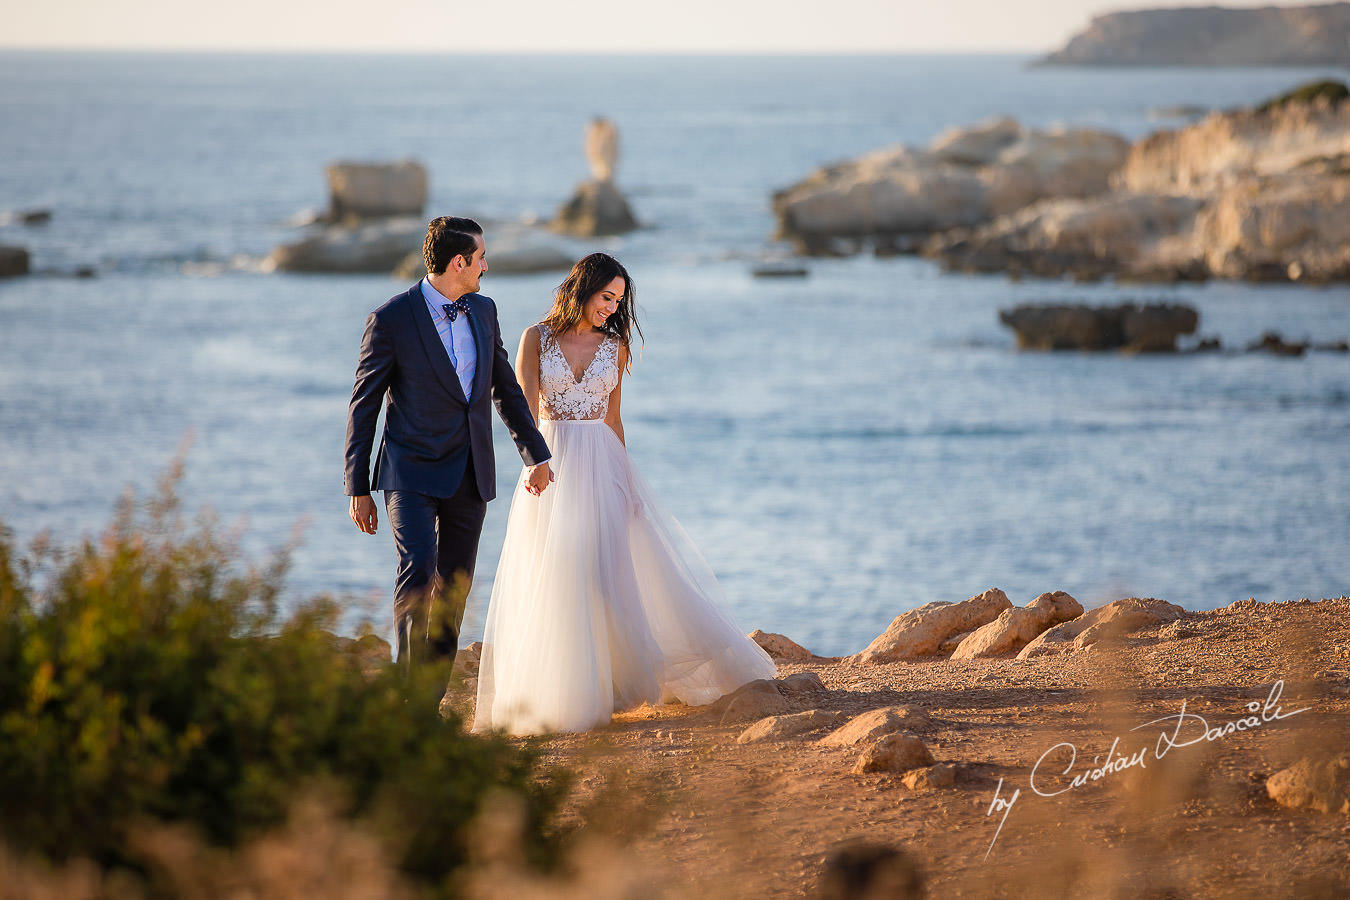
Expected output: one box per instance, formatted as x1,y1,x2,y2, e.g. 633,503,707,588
818,706,933,748
951,591,1083,659
0,246,31,278
852,732,934,775
929,116,1022,166
393,227,576,279
1017,597,1189,659
264,217,424,274
748,629,814,660
998,303,1199,352
900,762,957,790
716,678,791,724
777,670,826,697
1247,331,1309,356
849,589,1012,664
453,640,483,678
325,160,427,222
1266,755,1350,814
549,180,638,237
736,709,843,744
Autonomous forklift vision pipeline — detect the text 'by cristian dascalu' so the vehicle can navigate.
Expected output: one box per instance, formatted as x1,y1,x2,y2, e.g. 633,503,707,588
982,679,1312,860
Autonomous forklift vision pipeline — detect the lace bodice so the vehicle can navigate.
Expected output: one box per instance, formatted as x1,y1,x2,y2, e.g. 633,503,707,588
536,323,620,421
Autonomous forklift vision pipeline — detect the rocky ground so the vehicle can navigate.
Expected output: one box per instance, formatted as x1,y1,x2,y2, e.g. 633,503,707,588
446,595,1350,899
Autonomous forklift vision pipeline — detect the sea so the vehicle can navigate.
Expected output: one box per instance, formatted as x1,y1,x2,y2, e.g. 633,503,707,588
1,51,1347,656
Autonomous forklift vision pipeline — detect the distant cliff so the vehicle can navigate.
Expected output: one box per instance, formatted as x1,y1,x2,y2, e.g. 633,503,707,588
1039,2,1350,66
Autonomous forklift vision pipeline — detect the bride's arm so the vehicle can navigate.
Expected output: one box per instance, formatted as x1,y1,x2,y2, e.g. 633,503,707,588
516,326,542,424
604,344,627,446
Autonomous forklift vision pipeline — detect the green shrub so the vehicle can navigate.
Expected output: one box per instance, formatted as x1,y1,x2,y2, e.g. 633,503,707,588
1256,79,1349,112
0,463,573,891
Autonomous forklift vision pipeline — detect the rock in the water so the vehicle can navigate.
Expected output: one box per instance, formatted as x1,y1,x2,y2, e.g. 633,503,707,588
951,591,1083,659
325,160,427,222
850,589,1012,664
0,246,30,278
716,678,791,724
393,226,576,278
549,179,638,237
901,762,957,790
264,217,424,274
817,841,925,900
1017,597,1189,659
13,209,52,226
998,302,1198,352
1246,331,1309,356
585,116,620,182
852,732,934,775
737,708,842,744
819,706,933,748
773,120,1129,255
1266,755,1350,814
748,629,814,660
751,261,809,278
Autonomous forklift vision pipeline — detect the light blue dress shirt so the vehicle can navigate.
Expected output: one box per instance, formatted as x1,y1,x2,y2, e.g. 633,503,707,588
421,276,477,401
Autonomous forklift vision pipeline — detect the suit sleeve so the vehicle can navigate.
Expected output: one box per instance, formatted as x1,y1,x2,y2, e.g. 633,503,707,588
344,310,395,496
488,303,551,467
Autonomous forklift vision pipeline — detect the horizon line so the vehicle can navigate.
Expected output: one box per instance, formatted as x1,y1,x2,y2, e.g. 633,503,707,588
0,44,1046,57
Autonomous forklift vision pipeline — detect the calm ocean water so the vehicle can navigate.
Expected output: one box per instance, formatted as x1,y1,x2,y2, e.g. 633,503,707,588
1,51,1347,656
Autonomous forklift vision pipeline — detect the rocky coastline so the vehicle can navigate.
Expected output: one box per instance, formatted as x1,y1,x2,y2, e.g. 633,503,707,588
775,81,1350,286
442,594,1350,896
1038,2,1350,67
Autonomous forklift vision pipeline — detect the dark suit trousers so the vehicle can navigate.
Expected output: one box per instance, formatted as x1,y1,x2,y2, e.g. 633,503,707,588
383,453,486,674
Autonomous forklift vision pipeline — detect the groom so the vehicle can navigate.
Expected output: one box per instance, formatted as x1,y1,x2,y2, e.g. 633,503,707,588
344,216,553,677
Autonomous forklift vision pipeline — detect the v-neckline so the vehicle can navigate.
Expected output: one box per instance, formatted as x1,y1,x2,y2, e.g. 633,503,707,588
551,329,607,385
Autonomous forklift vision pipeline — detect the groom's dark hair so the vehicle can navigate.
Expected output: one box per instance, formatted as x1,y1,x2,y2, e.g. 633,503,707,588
423,216,483,274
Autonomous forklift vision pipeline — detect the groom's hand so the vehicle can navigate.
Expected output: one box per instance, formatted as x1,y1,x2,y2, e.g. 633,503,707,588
525,461,555,496
350,495,378,534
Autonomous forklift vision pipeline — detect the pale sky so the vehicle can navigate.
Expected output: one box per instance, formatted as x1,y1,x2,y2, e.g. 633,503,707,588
0,0,1316,53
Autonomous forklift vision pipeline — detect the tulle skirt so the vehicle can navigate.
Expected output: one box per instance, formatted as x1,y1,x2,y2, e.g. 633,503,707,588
470,417,777,736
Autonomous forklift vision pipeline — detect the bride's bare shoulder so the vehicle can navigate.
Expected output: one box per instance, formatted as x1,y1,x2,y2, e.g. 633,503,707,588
518,324,544,355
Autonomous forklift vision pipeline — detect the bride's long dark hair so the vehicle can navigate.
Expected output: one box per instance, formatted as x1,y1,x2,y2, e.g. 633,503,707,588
542,252,641,372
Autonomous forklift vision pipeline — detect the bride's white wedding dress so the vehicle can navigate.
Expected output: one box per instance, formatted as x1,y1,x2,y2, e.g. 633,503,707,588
470,324,777,736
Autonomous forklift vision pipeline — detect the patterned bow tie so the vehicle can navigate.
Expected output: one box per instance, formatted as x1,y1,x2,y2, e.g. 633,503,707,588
442,298,471,322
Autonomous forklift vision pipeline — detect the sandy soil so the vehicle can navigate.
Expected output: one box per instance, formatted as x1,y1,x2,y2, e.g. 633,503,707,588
449,596,1350,898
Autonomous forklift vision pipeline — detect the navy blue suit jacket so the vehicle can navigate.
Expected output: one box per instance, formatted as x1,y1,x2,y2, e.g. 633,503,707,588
344,281,550,501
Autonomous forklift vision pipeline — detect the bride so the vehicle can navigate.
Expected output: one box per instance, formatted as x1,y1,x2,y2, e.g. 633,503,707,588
471,252,777,736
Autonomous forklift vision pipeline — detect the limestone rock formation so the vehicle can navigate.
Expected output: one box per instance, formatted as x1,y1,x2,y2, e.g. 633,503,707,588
324,160,427,222
852,732,934,775
1039,5,1350,67
998,303,1199,352
0,246,30,278
818,706,933,748
848,589,1012,665
736,709,843,744
748,629,814,660
900,762,957,791
264,218,425,274
951,591,1084,659
550,118,638,237
1266,755,1350,814
1017,597,1189,659
772,120,1129,255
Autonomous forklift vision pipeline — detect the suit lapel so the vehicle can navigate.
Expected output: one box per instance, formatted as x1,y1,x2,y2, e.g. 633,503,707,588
408,281,468,404
466,293,492,404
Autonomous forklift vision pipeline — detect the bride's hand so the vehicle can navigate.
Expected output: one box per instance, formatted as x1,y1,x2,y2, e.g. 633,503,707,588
525,461,555,496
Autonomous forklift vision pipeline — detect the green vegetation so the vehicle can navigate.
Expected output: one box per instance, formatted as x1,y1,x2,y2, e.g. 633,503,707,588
1256,79,1349,112
0,463,572,892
